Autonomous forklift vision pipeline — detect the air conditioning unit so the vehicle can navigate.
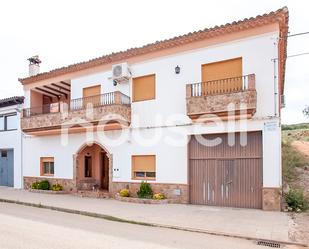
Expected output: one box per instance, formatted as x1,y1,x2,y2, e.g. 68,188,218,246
112,63,131,84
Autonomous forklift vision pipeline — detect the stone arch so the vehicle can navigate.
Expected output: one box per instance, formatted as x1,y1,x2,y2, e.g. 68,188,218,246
73,141,113,192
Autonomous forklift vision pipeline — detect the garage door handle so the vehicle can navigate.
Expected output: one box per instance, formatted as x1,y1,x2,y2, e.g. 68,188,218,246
203,182,206,201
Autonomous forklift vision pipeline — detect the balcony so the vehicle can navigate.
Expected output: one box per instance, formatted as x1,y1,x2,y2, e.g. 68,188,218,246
186,74,257,120
21,91,131,134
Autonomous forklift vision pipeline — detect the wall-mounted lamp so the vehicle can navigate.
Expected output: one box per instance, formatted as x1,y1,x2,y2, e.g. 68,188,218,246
175,65,181,74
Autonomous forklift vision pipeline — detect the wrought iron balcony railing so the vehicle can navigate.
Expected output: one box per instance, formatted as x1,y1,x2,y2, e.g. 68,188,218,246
187,74,256,98
22,91,130,118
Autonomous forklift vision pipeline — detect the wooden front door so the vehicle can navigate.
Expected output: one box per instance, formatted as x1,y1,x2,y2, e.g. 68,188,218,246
100,152,109,190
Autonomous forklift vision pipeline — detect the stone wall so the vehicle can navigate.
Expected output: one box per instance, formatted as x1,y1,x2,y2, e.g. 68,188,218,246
24,176,76,192
262,187,281,211
186,90,257,117
24,176,278,210
21,103,131,131
24,176,188,203
110,182,189,204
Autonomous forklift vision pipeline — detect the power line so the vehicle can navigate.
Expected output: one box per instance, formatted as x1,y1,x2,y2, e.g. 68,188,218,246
286,52,309,59
272,51,309,61
287,31,309,38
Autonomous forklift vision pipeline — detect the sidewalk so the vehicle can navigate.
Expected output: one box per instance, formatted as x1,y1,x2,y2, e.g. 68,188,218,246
0,187,295,245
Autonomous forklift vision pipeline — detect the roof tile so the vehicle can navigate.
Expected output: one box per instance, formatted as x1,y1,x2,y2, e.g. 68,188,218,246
19,7,288,85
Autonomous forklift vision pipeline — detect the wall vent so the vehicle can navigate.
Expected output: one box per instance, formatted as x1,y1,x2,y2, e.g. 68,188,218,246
257,240,281,248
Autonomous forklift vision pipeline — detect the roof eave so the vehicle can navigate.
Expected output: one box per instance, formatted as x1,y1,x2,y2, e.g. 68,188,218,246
18,7,289,85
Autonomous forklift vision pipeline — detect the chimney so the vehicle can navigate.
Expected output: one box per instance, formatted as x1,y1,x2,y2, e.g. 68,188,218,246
28,55,41,76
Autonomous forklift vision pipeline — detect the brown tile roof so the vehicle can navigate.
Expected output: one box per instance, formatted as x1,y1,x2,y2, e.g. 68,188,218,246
19,7,289,88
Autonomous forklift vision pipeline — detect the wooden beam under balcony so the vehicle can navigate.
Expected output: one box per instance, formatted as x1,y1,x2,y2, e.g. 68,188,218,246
60,81,71,87
51,83,71,92
43,85,68,98
35,87,60,98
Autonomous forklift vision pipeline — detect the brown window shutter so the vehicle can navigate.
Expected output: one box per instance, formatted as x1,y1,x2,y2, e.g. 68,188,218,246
82,85,101,106
132,155,156,180
201,58,243,93
132,74,156,102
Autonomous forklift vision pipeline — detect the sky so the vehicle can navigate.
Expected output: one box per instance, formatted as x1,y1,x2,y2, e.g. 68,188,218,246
0,0,308,124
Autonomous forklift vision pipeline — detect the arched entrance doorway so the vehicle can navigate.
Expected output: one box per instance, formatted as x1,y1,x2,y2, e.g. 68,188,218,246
75,143,111,191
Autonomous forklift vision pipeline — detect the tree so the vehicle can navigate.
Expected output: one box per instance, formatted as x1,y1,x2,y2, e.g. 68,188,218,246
303,106,309,118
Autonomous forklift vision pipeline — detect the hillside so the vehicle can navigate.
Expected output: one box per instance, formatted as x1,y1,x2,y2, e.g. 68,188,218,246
282,124,309,198
282,123,309,244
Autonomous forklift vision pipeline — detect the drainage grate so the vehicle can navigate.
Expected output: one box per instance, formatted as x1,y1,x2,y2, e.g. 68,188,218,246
257,241,281,248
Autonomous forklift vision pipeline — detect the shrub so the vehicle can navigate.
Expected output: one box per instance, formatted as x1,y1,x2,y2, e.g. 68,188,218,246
153,193,165,200
38,180,50,190
119,189,130,197
285,188,308,212
137,181,153,199
51,183,63,191
282,123,309,131
31,182,40,189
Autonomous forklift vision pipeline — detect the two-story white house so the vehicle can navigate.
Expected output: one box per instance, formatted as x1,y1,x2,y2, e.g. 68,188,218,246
19,8,288,211
0,96,24,188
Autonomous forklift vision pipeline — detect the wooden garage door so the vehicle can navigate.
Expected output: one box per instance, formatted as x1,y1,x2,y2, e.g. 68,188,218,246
189,132,262,209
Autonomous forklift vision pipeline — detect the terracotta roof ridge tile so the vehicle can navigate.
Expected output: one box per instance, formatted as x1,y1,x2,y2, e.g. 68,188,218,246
19,7,288,84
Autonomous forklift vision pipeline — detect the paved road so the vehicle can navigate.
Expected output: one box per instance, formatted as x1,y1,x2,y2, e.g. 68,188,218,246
0,203,294,249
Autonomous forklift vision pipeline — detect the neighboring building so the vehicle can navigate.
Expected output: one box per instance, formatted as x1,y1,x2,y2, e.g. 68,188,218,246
0,96,24,188
19,8,288,210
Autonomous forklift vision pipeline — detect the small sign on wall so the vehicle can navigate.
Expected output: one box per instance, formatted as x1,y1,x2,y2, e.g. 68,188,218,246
264,121,278,132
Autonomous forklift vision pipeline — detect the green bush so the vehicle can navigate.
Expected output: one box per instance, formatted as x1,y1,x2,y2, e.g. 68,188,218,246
38,180,50,190
282,123,309,131
31,182,40,189
119,189,130,197
137,181,153,199
51,183,63,191
285,188,308,212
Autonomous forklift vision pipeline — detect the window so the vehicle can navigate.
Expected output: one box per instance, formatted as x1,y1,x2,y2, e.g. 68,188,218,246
132,74,156,102
0,113,17,131
84,156,92,177
40,157,54,176
6,114,18,130
1,150,7,158
0,116,4,131
132,155,156,180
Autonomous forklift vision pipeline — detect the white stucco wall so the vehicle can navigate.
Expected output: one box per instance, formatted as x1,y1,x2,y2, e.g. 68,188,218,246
23,117,281,187
0,104,23,188
70,31,279,127
22,30,282,188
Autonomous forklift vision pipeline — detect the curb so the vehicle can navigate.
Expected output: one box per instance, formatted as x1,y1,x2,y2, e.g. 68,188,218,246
0,198,307,248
